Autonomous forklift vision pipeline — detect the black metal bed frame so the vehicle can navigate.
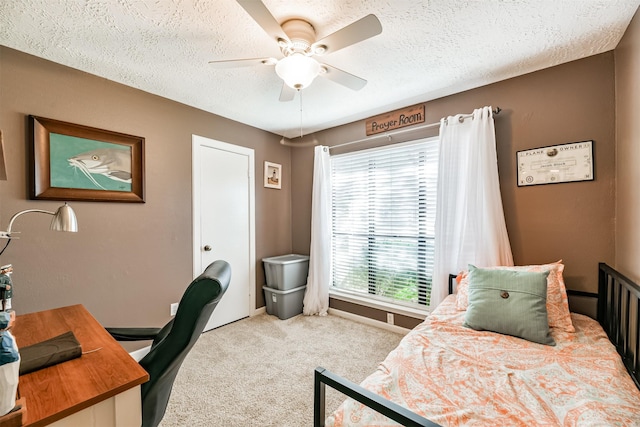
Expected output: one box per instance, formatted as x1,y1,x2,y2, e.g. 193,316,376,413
598,263,640,389
313,263,640,427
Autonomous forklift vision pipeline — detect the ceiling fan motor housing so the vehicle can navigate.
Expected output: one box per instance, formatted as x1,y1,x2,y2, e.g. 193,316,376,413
281,19,316,55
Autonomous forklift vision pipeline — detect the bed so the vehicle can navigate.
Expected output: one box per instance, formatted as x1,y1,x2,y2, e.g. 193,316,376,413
314,262,640,426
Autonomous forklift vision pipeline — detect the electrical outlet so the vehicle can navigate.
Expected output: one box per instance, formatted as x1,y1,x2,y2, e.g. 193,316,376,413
386,312,394,325
170,303,179,316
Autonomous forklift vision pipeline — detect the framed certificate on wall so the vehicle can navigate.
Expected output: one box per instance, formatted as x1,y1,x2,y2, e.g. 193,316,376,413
517,140,594,187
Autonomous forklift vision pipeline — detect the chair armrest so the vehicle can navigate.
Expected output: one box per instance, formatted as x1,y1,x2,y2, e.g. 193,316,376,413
106,327,162,341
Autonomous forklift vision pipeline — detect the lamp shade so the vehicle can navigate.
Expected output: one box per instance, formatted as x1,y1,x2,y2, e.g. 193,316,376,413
50,203,78,232
275,53,321,90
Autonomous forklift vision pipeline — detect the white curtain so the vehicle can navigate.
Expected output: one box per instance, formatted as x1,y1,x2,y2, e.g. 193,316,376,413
303,145,332,316
431,106,513,307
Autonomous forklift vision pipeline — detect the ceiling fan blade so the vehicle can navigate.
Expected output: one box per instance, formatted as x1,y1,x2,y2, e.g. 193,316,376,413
320,64,367,91
312,14,382,55
236,0,290,44
279,84,296,102
208,57,277,68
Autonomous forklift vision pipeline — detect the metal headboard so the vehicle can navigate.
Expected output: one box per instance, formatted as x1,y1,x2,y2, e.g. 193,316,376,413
598,263,640,390
448,274,457,294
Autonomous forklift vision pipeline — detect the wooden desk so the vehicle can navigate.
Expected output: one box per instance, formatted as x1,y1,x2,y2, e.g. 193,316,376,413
11,305,149,427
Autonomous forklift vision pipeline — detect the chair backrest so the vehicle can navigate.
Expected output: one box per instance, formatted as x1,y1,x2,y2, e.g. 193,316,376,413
138,260,231,427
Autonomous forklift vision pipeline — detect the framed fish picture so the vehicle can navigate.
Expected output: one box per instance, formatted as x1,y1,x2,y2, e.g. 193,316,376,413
29,116,145,202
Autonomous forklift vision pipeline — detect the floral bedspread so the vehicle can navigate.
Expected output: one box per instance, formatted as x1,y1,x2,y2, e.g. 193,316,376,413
326,295,640,426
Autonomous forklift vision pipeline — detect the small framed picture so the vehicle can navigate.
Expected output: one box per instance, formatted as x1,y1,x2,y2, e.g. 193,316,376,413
264,161,281,189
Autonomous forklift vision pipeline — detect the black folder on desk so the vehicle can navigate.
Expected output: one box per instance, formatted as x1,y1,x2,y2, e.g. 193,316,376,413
19,331,82,375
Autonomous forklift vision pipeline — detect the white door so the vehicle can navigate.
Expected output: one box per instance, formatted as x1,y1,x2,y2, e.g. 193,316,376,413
192,135,255,331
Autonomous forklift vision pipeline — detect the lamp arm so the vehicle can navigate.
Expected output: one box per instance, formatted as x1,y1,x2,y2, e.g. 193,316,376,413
5,209,55,236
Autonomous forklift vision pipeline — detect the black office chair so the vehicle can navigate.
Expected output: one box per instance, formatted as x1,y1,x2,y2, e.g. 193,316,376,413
107,260,231,427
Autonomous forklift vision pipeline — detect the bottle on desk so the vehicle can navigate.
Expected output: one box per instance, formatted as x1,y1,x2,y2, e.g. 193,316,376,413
0,310,19,416
0,264,18,417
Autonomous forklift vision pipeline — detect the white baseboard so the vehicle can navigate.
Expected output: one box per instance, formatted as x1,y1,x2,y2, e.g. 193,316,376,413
128,308,268,361
128,307,405,362
328,308,410,335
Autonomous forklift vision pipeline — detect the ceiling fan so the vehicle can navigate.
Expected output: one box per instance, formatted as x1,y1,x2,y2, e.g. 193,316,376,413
209,0,383,102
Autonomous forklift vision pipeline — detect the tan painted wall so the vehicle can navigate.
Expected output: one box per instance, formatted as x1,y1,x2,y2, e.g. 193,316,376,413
615,8,640,283
293,53,616,317
0,47,291,327
0,43,623,327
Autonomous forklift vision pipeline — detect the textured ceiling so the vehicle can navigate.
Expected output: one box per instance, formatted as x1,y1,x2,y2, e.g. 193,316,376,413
1,1,638,137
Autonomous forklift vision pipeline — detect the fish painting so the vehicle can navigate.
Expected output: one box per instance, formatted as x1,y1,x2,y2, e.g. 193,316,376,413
68,148,131,190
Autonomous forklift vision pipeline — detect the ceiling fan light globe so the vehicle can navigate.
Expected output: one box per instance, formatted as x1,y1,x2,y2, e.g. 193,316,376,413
275,54,320,90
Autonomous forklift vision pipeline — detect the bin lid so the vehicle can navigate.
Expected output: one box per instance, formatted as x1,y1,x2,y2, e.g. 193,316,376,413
262,254,309,264
262,284,307,294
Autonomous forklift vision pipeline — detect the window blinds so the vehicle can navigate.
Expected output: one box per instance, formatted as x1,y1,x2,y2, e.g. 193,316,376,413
331,138,439,308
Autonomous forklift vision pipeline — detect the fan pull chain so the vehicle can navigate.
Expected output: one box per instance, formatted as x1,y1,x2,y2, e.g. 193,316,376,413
299,90,303,139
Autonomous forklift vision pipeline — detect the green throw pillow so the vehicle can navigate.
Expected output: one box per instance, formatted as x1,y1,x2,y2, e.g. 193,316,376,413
463,264,555,346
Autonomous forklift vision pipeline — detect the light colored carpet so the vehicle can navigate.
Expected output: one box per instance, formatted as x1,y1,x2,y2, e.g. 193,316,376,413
159,312,405,427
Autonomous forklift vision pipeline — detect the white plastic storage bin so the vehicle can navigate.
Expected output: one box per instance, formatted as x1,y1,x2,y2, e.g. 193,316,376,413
262,254,310,291
263,285,306,320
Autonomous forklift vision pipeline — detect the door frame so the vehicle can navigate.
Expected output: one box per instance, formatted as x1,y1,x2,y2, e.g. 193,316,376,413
192,135,256,316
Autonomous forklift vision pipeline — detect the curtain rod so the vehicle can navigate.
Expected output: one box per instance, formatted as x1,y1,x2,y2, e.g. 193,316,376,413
328,107,501,151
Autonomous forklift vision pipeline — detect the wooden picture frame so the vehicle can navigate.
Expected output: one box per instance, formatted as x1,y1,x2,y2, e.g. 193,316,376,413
0,130,7,181
29,116,145,202
264,161,281,189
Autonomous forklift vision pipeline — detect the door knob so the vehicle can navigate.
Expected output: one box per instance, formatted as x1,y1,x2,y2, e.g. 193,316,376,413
203,245,212,251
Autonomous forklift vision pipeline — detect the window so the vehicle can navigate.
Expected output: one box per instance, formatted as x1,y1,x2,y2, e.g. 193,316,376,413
331,138,438,310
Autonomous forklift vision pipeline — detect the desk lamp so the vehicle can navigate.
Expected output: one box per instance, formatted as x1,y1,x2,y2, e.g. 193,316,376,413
0,202,77,418
0,202,78,239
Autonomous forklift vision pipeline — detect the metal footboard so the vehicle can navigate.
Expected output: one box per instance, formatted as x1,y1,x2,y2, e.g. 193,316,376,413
312,275,456,427
313,367,440,427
